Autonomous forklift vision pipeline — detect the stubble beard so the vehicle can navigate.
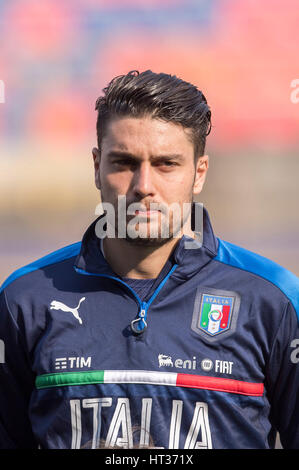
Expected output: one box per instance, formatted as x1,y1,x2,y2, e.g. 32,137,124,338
116,199,193,247
99,176,193,247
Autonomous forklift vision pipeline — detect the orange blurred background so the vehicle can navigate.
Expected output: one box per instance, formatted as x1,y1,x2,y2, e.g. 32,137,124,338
0,0,299,282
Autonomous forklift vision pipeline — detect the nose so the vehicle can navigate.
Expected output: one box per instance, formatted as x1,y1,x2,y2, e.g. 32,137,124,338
132,162,155,198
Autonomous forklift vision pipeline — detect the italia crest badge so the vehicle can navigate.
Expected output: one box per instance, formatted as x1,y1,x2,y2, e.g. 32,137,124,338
191,287,241,342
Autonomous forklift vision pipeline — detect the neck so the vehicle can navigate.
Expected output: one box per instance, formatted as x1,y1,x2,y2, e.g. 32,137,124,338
102,236,179,279
102,215,195,279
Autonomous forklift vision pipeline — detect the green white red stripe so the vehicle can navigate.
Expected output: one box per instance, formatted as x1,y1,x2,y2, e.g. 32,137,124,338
35,370,264,397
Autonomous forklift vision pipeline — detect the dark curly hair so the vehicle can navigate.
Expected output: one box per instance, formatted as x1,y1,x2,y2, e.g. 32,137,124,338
95,70,211,157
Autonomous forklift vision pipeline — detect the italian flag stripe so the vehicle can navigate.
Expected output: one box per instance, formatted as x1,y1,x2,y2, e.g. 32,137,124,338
35,370,105,389
221,305,230,328
35,370,264,396
200,303,211,327
176,373,264,396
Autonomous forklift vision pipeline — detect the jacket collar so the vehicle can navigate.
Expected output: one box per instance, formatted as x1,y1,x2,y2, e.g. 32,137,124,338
171,206,218,279
74,205,218,279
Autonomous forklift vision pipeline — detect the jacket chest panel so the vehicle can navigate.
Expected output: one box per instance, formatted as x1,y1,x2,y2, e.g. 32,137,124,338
33,287,265,384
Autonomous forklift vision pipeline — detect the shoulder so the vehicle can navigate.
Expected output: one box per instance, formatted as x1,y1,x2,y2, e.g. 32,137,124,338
215,238,299,321
0,242,81,295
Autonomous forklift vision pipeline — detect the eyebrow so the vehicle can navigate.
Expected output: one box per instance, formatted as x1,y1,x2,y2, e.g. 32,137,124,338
106,150,185,161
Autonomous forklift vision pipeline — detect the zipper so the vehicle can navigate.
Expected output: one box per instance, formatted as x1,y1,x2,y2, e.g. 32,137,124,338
74,263,178,334
131,301,148,334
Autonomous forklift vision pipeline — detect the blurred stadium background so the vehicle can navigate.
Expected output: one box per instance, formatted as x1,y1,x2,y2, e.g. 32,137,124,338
1,0,298,449
1,0,298,283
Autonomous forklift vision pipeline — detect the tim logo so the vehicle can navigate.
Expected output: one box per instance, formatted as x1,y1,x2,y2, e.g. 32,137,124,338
50,297,85,324
158,354,173,367
0,339,4,363
55,356,91,370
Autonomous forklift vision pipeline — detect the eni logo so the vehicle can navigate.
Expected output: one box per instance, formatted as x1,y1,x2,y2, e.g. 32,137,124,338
158,354,173,367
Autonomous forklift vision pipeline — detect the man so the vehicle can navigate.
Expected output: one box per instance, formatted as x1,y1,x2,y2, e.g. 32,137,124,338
0,70,298,449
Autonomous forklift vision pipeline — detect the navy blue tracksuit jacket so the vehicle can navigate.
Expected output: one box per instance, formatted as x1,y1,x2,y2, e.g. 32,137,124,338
0,209,298,449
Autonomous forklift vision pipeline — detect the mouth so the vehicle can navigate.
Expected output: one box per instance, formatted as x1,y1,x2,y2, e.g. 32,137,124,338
127,201,167,216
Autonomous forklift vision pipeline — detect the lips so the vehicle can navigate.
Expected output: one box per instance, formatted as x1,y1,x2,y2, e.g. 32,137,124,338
127,201,167,216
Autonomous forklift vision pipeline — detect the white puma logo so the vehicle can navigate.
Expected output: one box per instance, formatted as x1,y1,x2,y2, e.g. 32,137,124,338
50,297,86,325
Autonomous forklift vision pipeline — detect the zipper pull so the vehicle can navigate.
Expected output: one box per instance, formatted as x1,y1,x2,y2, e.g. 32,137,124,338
131,302,148,334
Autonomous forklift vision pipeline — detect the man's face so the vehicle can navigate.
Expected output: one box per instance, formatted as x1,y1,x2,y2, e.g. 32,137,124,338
93,116,208,245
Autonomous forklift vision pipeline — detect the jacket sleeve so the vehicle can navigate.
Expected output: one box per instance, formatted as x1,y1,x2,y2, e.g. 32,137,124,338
265,301,299,449
0,289,38,448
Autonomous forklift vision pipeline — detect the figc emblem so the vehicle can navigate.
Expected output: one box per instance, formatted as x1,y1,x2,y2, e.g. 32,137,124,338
191,288,240,342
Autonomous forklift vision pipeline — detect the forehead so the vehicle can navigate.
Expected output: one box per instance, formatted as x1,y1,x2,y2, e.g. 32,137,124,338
101,116,194,155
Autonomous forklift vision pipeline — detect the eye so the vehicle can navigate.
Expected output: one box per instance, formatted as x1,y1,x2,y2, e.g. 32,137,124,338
156,160,179,170
112,159,137,169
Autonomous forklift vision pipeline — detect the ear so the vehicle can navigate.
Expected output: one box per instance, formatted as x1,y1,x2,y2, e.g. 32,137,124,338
92,147,101,190
193,154,209,195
